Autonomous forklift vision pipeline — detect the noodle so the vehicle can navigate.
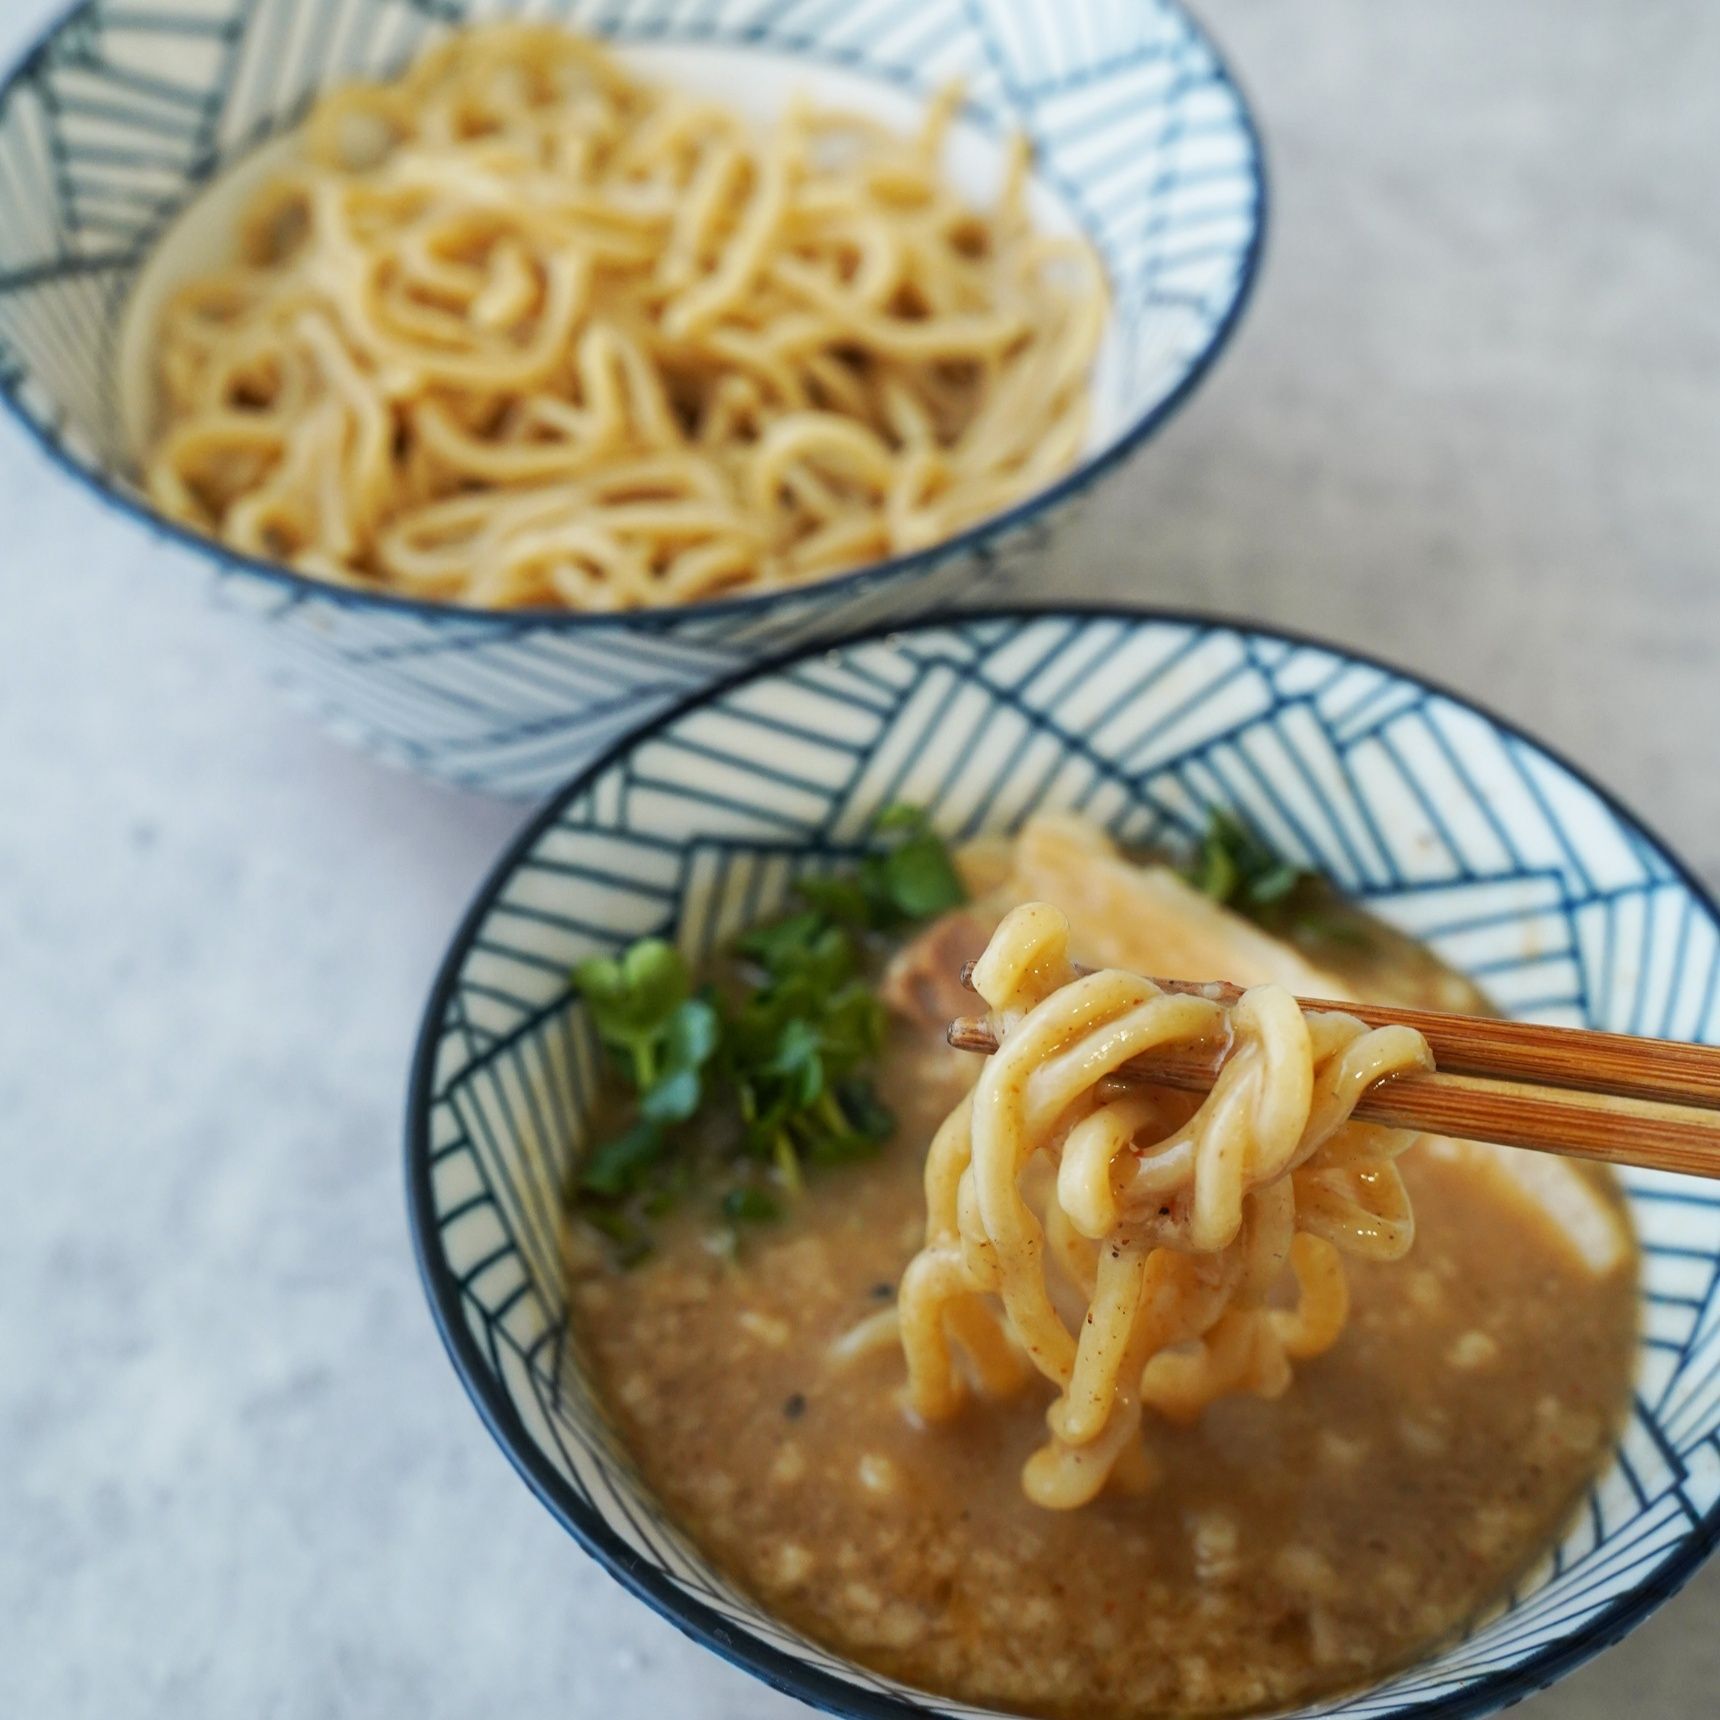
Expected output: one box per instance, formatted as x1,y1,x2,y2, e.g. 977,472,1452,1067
140,24,1106,610
898,901,1432,1509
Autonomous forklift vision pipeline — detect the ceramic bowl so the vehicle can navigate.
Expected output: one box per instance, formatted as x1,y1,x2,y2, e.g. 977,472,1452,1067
0,0,1263,797
408,607,1720,1719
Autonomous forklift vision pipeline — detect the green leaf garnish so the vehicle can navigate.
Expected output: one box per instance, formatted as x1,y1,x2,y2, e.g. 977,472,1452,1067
1193,837,1239,904
737,912,825,969
864,804,967,923
767,1017,827,1106
568,805,965,1262
870,803,930,833
794,873,873,927
1188,809,1275,906
579,1119,666,1197
1184,808,1374,955
573,938,694,1090
639,1065,701,1124
635,997,720,1123
722,1186,781,1223
836,1077,896,1143
883,835,966,918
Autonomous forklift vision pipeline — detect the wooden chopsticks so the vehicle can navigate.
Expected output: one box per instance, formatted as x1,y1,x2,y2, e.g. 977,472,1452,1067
946,975,1720,1181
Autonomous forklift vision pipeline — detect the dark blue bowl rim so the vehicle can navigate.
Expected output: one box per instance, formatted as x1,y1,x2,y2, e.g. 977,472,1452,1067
406,601,1720,1720
0,0,1268,635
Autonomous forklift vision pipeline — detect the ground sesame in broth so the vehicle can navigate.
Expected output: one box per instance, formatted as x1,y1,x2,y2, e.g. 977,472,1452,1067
569,1016,1638,1719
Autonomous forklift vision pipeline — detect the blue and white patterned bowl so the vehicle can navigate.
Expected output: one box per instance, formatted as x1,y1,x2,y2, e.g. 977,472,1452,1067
0,0,1263,799
408,607,1720,1720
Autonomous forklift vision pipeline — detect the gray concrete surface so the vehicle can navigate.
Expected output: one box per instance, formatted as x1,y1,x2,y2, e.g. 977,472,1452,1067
3,1,1716,1714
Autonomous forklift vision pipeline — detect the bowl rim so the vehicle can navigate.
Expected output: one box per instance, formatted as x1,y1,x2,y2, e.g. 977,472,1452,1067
406,601,1720,1719
0,0,1268,635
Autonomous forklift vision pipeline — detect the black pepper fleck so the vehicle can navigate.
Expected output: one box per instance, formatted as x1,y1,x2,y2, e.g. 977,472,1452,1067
783,1392,807,1420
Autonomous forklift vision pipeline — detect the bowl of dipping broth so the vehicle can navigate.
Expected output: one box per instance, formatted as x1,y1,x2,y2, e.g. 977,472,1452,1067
0,2,1262,797
409,606,1720,1720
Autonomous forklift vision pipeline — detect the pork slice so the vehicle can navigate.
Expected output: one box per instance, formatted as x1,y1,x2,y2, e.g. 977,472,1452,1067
881,910,992,1030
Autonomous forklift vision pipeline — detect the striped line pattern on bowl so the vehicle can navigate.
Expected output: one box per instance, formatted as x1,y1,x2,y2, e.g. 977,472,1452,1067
411,610,1720,1720
0,0,1263,796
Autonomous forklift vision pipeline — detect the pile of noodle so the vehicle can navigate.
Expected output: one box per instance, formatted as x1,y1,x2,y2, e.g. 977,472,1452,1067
143,23,1105,610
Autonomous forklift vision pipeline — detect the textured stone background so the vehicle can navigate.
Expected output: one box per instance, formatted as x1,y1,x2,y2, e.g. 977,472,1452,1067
3,1,1716,1714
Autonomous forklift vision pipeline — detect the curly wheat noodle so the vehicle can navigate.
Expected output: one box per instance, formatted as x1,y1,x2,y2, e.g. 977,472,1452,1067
895,902,1433,1510
140,22,1107,610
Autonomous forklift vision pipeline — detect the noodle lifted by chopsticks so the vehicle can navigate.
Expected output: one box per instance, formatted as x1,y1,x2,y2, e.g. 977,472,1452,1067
899,902,1431,1509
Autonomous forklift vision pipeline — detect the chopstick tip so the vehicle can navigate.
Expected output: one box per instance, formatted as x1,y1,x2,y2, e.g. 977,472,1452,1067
948,1015,993,1054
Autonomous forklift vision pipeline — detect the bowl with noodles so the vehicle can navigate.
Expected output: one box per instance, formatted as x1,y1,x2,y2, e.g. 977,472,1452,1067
409,606,1720,1720
0,2,1263,797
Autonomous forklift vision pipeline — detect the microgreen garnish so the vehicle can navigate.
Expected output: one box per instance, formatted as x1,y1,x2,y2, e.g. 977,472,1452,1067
1185,808,1374,956
572,940,721,1102
721,1186,782,1223
798,803,966,931
570,805,964,1262
578,1119,668,1198
866,803,968,921
1188,809,1303,910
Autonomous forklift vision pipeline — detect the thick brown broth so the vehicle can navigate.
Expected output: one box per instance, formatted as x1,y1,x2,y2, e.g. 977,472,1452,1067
568,927,1638,1718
